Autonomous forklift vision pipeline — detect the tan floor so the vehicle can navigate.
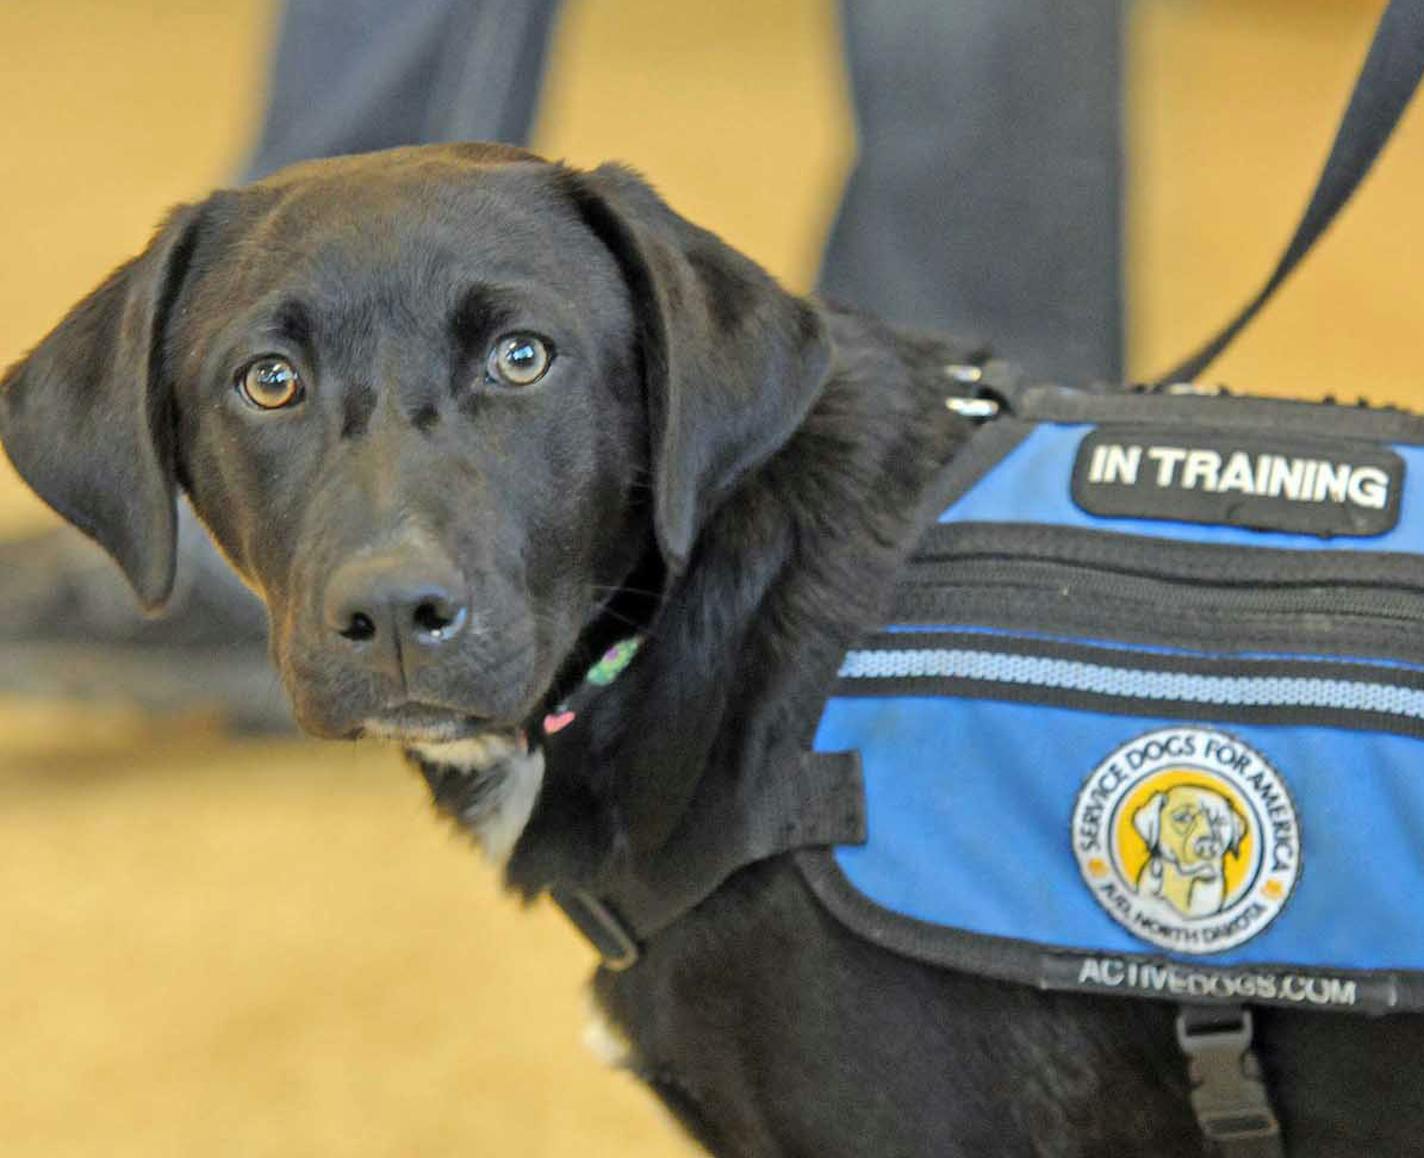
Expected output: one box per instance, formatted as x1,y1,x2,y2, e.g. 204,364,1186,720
1,2,1422,1155
1128,0,1424,400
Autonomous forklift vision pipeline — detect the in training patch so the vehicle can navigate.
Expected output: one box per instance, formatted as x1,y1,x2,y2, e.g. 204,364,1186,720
1071,427,1403,536
1071,726,1299,956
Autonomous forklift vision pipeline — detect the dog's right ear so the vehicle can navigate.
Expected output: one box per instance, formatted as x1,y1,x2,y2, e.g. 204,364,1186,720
561,163,830,573
1224,806,1247,856
1132,792,1166,850
0,203,208,612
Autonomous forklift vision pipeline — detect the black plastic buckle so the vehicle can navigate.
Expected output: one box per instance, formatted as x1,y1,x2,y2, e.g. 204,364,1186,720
550,887,641,971
1175,1006,1282,1154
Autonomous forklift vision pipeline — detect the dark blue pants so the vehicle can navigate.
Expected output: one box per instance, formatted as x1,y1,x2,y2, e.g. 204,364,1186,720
248,0,1123,383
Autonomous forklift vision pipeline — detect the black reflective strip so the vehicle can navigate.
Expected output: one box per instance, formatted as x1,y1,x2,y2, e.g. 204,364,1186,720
850,630,1424,691
833,636,1424,739
832,673,1424,740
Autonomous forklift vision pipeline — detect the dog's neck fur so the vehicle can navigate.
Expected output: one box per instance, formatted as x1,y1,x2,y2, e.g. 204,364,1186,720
491,310,982,898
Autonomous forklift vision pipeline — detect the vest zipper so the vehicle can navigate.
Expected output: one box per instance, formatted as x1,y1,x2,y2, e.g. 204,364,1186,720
908,557,1424,625
892,538,1424,665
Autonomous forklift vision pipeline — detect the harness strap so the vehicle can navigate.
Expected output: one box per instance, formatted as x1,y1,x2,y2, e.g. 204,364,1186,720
551,749,866,970
1177,1005,1284,1158
550,887,641,970
1156,0,1424,387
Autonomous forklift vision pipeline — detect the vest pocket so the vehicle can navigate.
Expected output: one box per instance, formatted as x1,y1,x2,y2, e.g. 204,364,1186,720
886,521,1424,668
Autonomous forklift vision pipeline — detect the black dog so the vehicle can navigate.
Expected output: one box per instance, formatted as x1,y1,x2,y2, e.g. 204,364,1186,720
3,144,1421,1156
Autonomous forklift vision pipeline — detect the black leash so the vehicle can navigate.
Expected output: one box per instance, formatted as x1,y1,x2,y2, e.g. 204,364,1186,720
1154,7,1424,1154
1156,0,1424,387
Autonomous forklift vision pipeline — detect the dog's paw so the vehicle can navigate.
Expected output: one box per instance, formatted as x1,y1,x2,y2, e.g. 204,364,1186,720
407,732,545,864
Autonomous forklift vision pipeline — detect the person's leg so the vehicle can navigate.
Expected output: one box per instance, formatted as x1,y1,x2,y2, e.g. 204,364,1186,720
821,0,1123,386
246,0,559,180
0,0,561,728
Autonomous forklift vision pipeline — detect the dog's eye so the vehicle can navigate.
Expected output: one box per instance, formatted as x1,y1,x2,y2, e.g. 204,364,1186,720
485,333,553,387
237,357,304,410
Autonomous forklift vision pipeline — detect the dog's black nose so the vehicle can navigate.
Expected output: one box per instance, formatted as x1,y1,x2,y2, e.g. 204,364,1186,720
324,551,469,677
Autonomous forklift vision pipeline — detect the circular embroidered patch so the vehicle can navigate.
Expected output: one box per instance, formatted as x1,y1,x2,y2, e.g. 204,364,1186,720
1071,726,1300,955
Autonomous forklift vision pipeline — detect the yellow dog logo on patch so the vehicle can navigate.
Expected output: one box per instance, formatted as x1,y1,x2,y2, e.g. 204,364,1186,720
1132,783,1246,918
1072,727,1299,955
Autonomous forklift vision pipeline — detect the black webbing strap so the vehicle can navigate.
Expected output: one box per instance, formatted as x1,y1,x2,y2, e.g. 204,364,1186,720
1157,0,1424,387
552,750,866,970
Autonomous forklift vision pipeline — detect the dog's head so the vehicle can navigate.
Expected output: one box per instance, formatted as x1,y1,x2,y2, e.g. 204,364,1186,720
1132,784,1245,881
0,144,829,742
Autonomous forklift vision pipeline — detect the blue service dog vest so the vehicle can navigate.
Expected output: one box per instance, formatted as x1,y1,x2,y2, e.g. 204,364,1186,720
799,384,1424,1016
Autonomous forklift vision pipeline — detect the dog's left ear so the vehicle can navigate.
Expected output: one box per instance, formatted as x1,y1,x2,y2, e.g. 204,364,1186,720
564,163,831,571
1133,793,1166,851
0,203,208,612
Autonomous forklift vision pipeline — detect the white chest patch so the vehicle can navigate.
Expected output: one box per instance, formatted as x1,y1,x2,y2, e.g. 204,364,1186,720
582,990,633,1069
413,733,545,865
